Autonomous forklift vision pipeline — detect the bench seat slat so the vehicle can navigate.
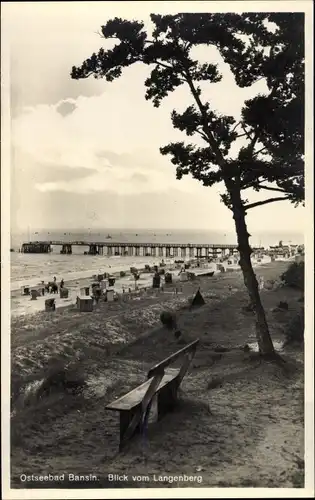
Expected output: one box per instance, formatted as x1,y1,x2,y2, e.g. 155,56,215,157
106,368,179,412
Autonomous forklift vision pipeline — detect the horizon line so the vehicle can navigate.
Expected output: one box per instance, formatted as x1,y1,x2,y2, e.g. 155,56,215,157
10,227,305,233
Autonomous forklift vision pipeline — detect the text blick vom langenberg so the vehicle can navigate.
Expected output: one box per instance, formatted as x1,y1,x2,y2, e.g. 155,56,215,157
19,473,203,484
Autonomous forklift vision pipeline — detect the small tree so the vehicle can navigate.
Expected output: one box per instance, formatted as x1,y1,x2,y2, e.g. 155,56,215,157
71,13,304,357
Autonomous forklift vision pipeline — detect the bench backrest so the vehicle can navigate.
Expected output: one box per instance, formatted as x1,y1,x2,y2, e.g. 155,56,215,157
147,339,199,379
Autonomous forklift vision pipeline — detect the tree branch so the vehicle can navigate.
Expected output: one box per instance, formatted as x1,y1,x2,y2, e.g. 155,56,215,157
247,131,259,156
101,35,156,45
244,196,290,210
144,58,186,81
196,127,210,143
176,63,238,196
184,41,192,51
253,76,266,84
241,125,254,142
180,66,227,170
152,60,176,71
241,179,262,190
235,133,248,138
231,121,242,134
256,184,288,193
252,145,269,157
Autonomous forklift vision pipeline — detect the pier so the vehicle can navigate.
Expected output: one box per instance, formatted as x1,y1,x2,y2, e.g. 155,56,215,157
20,243,52,254
19,240,260,257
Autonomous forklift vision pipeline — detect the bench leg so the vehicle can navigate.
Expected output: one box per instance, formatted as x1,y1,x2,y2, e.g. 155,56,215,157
157,379,178,421
119,408,141,451
118,373,164,451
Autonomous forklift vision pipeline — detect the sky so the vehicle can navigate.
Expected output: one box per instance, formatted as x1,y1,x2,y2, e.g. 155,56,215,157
3,1,307,238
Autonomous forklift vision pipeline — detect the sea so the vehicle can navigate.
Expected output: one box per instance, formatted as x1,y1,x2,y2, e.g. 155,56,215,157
10,228,303,291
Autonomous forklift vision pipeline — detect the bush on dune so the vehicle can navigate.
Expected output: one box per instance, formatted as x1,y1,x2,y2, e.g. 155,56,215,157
36,363,86,400
281,262,304,290
160,310,177,330
12,361,87,413
11,374,25,408
284,308,304,345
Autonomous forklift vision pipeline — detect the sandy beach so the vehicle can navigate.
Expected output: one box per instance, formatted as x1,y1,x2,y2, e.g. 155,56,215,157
11,253,282,317
10,258,304,488
11,257,179,315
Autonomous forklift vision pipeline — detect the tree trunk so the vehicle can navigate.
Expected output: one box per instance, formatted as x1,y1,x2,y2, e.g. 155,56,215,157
231,192,275,357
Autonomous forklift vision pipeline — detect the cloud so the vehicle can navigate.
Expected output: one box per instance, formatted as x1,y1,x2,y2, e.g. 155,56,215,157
11,75,196,196
96,150,138,168
8,3,305,234
56,99,77,117
11,149,97,184
32,165,193,195
130,173,148,183
31,165,95,184
11,41,270,199
7,3,111,116
10,187,233,232
96,150,141,167
11,184,305,238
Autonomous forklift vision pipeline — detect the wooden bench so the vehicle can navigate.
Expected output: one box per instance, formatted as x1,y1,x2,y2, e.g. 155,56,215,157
106,339,199,450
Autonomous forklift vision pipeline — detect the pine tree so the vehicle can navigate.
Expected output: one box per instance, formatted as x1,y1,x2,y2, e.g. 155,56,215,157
71,13,304,357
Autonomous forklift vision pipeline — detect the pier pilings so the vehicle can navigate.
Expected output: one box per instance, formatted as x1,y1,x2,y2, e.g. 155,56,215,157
21,243,51,253
21,240,247,256
60,244,72,254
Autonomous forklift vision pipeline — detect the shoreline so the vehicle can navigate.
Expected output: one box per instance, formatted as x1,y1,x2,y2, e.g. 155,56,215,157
10,256,176,292
11,251,295,293
10,255,294,318
10,262,217,318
